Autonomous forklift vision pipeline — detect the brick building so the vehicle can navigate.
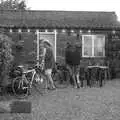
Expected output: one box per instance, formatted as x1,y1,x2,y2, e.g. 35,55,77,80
0,10,120,77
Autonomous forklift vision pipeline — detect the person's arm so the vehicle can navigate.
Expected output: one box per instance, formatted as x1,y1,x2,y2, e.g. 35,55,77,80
46,48,56,69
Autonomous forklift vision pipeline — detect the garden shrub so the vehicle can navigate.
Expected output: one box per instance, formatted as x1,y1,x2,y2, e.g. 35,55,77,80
0,33,14,86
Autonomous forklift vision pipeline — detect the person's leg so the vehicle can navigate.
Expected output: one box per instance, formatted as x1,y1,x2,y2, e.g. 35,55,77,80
76,74,80,84
69,65,75,86
45,69,56,89
65,70,70,84
38,72,48,89
72,66,78,88
75,65,80,88
45,75,49,89
66,64,72,85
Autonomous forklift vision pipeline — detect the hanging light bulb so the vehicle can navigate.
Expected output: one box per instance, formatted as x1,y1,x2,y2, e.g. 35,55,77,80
27,29,30,32
35,29,39,34
79,30,82,33
45,29,48,32
70,29,74,33
62,29,66,33
54,29,57,32
9,28,12,33
112,30,116,34
18,29,22,33
88,30,91,33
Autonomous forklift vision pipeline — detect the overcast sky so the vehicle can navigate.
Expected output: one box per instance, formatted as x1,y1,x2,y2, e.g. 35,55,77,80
26,0,120,21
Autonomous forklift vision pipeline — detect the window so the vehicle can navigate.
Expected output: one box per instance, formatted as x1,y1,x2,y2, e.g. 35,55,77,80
82,35,105,57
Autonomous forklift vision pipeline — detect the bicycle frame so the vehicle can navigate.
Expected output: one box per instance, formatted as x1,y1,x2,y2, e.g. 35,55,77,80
16,64,45,91
17,68,37,90
26,69,37,88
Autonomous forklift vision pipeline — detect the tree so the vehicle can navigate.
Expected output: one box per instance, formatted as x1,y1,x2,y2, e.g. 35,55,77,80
0,33,14,86
0,0,28,10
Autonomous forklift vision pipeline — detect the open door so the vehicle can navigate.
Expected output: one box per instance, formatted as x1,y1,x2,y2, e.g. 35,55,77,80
36,31,57,66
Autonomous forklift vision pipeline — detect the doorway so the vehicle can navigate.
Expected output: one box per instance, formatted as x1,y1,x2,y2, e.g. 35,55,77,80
36,31,57,65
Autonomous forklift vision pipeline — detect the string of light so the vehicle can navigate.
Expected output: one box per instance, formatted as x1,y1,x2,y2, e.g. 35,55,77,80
8,28,117,34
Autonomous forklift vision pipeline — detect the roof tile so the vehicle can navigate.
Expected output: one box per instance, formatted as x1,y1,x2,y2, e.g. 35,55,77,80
0,10,119,29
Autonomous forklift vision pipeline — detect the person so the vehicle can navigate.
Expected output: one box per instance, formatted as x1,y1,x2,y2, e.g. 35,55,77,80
65,42,81,88
41,40,56,90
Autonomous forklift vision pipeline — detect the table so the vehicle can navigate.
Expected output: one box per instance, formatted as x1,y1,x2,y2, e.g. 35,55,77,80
86,65,110,87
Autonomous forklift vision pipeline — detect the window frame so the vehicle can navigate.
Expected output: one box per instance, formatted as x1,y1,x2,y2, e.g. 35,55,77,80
82,34,105,58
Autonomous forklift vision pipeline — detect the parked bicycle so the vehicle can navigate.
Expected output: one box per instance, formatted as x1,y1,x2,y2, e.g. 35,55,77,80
52,63,71,88
12,64,47,99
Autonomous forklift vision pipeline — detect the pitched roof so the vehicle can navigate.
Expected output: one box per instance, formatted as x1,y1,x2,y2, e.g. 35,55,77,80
0,10,120,29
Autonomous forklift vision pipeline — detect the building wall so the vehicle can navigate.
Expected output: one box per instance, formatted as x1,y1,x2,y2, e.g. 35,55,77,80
56,32,109,66
8,32,36,66
7,31,108,65
107,32,120,78
56,32,82,64
7,31,82,65
6,30,120,78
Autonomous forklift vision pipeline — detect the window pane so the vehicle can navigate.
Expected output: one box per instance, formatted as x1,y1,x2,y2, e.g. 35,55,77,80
94,35,105,47
94,47,104,56
84,47,92,56
83,36,92,56
94,35,105,56
84,36,92,47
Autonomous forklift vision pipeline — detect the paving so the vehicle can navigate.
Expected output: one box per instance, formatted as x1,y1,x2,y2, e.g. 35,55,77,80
0,79,120,120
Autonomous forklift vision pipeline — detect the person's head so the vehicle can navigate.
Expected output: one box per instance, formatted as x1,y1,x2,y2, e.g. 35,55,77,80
42,40,52,48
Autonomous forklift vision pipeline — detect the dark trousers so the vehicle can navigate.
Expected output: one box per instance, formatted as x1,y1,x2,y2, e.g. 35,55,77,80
66,64,80,87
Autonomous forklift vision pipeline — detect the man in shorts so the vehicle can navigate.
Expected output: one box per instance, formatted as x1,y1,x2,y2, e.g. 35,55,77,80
42,40,56,90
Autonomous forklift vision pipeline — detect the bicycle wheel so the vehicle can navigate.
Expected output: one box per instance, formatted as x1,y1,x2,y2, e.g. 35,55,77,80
12,76,29,99
32,73,47,94
53,71,69,89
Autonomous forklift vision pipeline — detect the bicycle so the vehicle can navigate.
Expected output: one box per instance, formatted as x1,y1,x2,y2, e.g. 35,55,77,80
52,63,71,89
12,64,47,99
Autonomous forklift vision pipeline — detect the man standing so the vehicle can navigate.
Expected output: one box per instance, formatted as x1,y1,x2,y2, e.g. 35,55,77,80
65,42,81,88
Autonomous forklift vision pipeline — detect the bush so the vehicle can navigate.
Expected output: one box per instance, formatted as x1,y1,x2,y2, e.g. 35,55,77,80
0,33,14,86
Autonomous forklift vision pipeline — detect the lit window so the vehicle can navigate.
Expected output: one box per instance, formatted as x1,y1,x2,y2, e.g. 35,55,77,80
82,35,105,57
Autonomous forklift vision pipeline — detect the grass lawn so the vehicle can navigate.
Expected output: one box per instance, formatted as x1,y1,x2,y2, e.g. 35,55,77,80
0,79,120,120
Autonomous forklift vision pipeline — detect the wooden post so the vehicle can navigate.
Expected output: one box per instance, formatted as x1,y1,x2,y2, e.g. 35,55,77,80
36,29,39,66
54,29,57,61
